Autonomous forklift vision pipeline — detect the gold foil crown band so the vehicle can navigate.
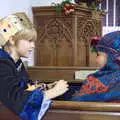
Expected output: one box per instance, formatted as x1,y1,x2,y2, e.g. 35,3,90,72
0,12,34,46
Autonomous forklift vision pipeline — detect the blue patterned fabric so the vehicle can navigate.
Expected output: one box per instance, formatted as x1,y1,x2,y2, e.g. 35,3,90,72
20,90,51,120
71,31,120,102
38,97,52,120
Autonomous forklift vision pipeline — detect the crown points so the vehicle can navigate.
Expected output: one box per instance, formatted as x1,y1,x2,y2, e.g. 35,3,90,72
0,12,34,46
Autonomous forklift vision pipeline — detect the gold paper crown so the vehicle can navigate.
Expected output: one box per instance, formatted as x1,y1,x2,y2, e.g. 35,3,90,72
0,12,34,46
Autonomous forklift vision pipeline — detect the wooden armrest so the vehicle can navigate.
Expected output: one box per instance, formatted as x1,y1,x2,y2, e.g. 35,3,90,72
40,79,83,83
51,101,120,112
44,101,120,120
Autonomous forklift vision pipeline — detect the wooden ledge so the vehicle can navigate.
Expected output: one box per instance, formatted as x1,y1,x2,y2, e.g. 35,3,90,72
28,66,98,70
51,101,120,112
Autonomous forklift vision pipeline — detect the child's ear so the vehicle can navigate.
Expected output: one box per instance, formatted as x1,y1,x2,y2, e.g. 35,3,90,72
8,36,15,45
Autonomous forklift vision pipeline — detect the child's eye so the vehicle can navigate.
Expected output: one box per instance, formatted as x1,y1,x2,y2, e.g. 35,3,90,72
29,39,33,42
96,52,99,56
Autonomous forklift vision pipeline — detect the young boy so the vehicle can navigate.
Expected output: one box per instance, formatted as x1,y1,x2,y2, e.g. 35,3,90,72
0,12,68,120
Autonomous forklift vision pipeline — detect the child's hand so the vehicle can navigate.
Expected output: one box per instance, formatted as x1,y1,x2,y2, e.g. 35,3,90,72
53,80,69,94
44,80,69,100
46,81,58,89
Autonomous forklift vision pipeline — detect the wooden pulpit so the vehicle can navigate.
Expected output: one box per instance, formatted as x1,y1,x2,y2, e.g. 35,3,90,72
32,5,105,67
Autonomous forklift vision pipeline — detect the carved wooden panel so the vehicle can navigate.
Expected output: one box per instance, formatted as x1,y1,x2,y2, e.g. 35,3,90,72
33,6,104,67
35,16,73,66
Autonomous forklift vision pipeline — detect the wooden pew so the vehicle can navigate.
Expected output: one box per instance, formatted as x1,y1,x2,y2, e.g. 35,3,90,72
44,101,120,120
1,101,120,120
28,66,120,120
0,103,21,120
27,66,97,81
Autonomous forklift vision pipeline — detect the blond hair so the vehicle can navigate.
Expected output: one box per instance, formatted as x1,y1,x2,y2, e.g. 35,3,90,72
3,28,37,49
13,28,37,43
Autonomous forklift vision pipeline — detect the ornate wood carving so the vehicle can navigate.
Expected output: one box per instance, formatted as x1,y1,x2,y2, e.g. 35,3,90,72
32,6,104,67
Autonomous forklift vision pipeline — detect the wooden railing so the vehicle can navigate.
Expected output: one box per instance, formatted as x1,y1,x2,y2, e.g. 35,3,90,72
44,101,120,120
27,66,97,81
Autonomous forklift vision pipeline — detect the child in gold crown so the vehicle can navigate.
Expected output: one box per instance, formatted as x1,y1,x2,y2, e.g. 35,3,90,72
0,12,68,120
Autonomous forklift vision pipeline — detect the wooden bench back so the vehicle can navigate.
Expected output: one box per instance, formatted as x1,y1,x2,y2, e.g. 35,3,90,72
27,66,97,81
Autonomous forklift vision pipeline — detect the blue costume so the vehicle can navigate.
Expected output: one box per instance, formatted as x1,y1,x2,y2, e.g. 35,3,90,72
67,31,120,102
0,48,51,120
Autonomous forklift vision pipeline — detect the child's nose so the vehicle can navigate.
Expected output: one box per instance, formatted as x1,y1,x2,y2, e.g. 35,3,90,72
31,42,35,48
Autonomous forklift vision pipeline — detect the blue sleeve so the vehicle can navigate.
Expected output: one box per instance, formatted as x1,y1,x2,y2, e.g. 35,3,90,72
19,90,52,120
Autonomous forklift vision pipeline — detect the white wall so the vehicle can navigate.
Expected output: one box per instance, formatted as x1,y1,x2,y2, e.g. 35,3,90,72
0,0,75,18
0,0,11,18
30,0,74,6
103,26,120,35
0,0,31,18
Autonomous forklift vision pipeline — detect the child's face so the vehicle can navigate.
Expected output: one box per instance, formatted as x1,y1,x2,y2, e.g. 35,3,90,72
96,52,108,68
15,39,35,58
